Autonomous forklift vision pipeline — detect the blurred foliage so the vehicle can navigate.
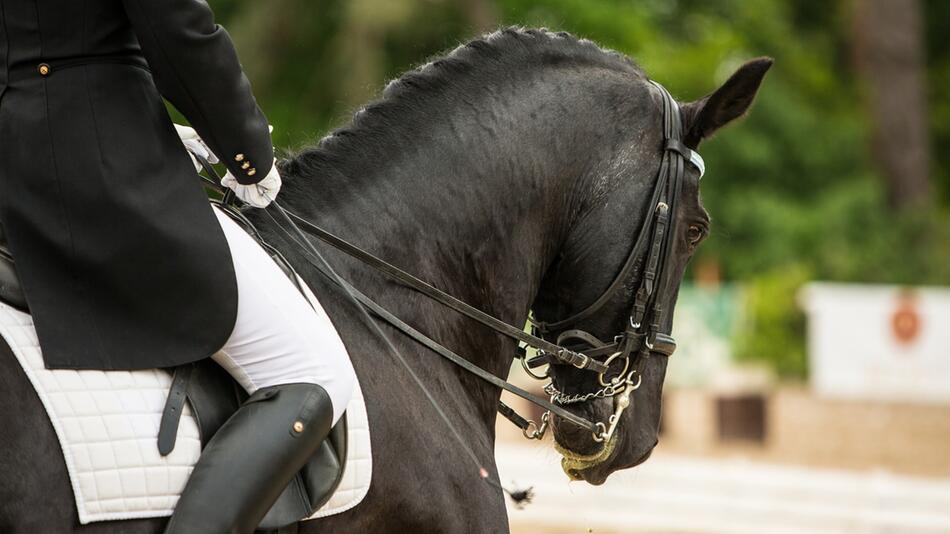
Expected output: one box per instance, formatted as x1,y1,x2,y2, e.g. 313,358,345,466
207,0,950,378
734,265,810,379
926,0,950,204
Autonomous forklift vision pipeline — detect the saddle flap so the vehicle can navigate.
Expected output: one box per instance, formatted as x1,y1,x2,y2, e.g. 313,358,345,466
161,359,350,530
186,359,246,441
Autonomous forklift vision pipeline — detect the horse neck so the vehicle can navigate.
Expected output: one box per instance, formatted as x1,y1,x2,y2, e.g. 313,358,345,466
279,69,630,426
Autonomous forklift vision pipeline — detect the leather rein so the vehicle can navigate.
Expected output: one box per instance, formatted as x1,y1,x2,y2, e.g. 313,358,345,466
199,80,700,445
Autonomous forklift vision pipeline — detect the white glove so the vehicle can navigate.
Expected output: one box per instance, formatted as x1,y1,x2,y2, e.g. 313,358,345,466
174,124,218,171
221,159,281,208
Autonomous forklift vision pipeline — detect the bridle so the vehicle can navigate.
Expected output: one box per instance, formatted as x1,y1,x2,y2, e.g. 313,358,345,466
212,80,702,446
198,79,703,449
523,80,704,443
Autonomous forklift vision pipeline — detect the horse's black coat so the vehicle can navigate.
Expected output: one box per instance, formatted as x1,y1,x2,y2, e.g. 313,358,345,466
0,28,770,533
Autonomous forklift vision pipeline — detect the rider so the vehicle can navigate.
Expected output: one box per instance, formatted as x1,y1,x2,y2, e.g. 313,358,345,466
0,1,355,532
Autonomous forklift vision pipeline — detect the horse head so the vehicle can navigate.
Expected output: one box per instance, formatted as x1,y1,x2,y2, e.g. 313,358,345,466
531,58,772,485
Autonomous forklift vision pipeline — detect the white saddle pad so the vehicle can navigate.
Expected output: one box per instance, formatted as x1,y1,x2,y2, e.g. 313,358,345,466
0,297,371,525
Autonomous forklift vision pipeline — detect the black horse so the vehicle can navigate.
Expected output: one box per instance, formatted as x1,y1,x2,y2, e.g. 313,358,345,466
0,28,770,533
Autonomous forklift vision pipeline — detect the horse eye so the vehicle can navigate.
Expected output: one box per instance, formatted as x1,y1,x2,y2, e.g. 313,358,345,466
686,224,706,245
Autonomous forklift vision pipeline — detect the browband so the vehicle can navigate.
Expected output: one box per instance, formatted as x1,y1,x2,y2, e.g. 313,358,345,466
662,138,705,178
688,149,705,178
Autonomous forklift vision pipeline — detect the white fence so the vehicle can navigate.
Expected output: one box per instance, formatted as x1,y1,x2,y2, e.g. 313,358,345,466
801,283,950,404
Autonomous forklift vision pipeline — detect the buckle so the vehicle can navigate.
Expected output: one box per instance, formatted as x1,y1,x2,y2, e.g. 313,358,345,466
570,352,590,370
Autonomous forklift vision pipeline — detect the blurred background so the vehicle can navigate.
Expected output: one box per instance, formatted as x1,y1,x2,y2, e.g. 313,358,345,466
211,0,950,532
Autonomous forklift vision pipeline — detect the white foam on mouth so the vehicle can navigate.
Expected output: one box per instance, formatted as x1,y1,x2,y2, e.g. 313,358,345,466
556,432,619,479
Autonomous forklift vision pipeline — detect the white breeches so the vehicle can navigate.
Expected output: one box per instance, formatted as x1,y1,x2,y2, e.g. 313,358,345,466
210,205,355,425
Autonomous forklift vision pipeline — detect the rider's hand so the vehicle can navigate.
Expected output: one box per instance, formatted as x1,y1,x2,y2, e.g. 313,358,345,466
221,160,281,208
174,123,218,171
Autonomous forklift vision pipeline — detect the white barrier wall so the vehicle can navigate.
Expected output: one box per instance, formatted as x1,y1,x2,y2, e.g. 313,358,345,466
801,282,950,404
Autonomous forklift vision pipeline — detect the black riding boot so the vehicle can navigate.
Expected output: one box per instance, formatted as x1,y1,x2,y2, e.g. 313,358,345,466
164,383,334,534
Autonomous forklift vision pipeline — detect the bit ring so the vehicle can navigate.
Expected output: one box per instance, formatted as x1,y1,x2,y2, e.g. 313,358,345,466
521,352,550,380
598,352,630,387
592,422,608,443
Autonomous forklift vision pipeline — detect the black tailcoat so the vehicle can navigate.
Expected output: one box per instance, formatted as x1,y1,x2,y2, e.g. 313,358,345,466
0,0,273,369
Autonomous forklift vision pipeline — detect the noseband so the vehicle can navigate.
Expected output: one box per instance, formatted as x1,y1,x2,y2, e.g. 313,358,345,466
202,79,703,447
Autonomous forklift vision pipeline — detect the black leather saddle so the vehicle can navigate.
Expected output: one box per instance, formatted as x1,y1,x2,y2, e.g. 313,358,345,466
0,210,348,533
0,224,28,312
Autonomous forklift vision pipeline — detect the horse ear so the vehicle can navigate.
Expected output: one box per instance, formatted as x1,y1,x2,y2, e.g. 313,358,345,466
681,57,773,148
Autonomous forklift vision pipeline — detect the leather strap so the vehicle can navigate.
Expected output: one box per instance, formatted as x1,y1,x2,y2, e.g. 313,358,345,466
282,209,608,375
530,167,666,333
556,329,608,349
268,203,597,432
158,364,193,456
497,401,532,432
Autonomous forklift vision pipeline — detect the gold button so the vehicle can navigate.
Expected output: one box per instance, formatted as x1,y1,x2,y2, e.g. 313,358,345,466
38,63,50,76
235,154,245,162
247,168,257,177
241,162,250,169
292,421,304,433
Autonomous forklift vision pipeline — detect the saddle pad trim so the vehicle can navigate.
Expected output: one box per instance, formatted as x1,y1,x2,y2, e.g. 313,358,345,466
0,301,202,523
0,306,90,521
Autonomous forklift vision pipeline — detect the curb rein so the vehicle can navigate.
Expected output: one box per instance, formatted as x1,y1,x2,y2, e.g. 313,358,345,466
198,80,695,446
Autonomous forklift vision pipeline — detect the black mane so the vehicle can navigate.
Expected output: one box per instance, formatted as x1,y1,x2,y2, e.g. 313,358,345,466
280,27,644,185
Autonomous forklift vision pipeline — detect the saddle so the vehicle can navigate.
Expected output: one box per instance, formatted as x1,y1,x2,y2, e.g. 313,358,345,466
0,209,348,533
0,225,27,312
